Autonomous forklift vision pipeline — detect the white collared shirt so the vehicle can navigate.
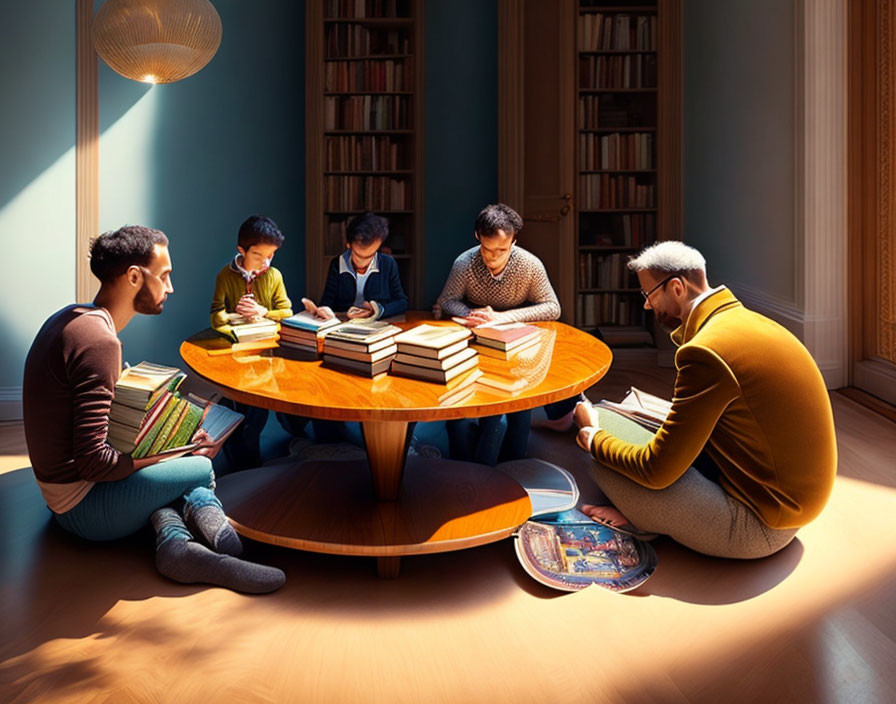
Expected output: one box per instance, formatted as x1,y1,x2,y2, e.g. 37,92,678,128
339,250,380,307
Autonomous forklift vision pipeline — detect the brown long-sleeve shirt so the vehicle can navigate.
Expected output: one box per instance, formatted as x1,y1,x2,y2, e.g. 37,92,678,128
23,305,135,512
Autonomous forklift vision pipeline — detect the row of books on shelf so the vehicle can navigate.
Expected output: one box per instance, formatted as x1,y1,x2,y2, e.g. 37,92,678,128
579,213,655,248
579,174,655,210
324,59,413,93
579,54,657,91
324,95,410,131
325,25,409,57
324,0,407,19
107,362,243,458
325,175,409,211
325,135,407,171
578,12,656,52
577,292,644,328
578,252,639,290
579,132,654,171
578,96,651,129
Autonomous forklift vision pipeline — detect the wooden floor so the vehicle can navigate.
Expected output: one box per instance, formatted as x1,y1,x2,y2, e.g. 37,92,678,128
2,349,895,704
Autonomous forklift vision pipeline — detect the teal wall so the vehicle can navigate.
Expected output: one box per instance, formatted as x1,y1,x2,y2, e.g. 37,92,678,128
683,0,796,301
100,0,306,368
0,2,76,389
423,0,498,306
1,0,498,399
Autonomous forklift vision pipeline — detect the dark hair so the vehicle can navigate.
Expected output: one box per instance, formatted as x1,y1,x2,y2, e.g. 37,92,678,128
238,215,285,251
89,225,168,283
474,203,523,239
346,211,388,246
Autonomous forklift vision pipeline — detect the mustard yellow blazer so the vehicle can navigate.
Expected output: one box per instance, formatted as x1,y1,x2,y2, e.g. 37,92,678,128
589,288,837,529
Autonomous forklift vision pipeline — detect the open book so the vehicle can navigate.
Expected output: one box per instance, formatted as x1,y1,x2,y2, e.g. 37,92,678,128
595,386,672,432
499,459,658,592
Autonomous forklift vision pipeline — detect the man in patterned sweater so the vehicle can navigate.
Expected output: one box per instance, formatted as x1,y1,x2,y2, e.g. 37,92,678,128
436,203,561,464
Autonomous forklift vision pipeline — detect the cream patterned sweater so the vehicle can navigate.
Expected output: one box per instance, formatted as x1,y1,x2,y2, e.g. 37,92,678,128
436,245,561,323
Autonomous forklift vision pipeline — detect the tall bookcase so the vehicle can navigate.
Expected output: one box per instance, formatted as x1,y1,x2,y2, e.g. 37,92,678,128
575,1,668,344
306,0,424,307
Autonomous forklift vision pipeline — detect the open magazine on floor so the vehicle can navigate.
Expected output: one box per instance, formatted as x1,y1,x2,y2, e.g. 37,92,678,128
497,459,657,592
595,386,672,432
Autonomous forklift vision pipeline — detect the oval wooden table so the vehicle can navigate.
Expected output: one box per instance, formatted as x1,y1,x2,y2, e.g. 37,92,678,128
180,314,612,576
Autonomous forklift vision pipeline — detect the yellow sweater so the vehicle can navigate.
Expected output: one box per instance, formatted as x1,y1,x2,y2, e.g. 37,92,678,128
210,265,293,334
589,288,837,529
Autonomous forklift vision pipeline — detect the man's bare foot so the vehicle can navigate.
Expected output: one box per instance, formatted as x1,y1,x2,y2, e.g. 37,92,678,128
580,504,631,528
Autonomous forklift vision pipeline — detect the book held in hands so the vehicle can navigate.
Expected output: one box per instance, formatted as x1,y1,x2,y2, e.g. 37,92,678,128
107,361,244,457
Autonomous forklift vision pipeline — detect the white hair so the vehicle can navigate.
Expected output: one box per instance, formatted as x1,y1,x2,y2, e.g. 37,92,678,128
627,241,706,274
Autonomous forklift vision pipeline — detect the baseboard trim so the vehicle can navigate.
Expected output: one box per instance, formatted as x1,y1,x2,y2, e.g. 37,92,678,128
0,387,23,422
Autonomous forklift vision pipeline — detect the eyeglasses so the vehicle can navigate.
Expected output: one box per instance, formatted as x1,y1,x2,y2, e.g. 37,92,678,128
640,274,677,302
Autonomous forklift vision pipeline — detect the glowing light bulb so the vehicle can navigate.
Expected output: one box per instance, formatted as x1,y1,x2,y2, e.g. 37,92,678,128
142,74,158,84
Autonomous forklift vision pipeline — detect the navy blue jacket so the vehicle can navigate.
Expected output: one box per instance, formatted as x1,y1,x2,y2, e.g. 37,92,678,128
319,252,409,319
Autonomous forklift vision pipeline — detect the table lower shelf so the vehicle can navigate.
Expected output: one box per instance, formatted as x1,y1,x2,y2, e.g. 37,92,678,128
215,456,532,560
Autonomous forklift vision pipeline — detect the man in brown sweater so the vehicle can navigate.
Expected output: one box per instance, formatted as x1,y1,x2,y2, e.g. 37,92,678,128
23,225,284,592
574,241,837,558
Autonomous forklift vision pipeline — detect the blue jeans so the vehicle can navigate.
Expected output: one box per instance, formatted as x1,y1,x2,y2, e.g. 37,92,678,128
446,410,532,466
544,396,580,420
54,455,214,541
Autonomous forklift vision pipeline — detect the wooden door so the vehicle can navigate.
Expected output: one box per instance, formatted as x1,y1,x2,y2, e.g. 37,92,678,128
499,0,576,323
849,0,896,404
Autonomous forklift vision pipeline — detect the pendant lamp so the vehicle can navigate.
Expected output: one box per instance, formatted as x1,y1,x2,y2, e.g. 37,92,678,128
92,0,222,84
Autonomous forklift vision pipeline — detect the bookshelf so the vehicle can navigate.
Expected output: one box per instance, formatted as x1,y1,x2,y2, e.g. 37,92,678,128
574,0,678,346
306,0,424,307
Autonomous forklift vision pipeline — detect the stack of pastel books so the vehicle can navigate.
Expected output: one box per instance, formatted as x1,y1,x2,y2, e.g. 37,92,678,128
321,319,402,377
471,322,542,360
108,361,244,458
279,311,343,356
391,324,481,390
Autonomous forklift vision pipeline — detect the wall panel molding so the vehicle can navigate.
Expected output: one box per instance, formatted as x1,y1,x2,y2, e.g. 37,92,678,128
76,0,98,303
794,0,848,388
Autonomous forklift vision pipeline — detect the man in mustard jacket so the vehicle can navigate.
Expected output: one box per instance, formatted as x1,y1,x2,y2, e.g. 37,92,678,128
575,241,837,558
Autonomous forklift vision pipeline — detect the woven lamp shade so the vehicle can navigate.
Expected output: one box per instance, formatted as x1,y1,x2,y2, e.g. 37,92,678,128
92,0,222,84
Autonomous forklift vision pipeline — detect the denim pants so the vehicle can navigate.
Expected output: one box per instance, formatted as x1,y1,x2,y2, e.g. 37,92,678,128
446,409,532,466
54,455,214,541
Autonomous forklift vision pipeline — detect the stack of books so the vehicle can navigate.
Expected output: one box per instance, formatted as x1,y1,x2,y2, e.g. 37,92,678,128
107,362,184,453
108,361,244,458
391,324,480,388
321,319,402,377
279,311,343,356
224,313,279,343
471,322,542,360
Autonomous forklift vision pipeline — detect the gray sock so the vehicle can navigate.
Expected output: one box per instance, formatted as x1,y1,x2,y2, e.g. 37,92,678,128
182,487,243,557
150,508,285,594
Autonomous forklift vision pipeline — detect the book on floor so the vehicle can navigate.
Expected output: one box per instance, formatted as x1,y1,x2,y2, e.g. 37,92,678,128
501,459,657,592
595,387,671,432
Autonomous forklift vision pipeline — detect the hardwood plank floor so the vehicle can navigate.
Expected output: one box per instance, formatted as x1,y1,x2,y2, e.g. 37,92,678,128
2,351,895,704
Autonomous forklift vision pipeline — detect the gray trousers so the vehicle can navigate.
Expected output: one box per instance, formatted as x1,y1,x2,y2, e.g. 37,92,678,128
589,408,798,559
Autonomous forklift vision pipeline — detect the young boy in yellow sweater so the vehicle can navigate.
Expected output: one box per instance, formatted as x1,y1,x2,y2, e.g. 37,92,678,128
210,215,293,336
210,215,302,469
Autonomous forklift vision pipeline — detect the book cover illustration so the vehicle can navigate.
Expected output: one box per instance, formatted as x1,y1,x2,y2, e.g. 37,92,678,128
515,508,657,593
